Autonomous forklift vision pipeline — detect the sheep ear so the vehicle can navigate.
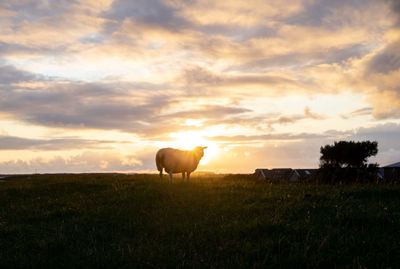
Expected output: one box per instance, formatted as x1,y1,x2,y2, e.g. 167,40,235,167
202,146,208,149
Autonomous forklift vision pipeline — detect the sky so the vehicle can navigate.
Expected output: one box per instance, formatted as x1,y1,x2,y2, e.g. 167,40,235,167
0,0,400,173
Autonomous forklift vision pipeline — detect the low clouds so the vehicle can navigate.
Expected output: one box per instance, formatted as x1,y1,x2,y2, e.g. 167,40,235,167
0,151,144,174
210,132,332,143
1,80,172,133
2,123,398,173
0,135,118,150
0,70,254,137
350,123,400,165
204,123,400,171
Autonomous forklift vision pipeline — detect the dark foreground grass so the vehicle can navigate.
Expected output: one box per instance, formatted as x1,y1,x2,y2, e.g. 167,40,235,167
0,174,399,268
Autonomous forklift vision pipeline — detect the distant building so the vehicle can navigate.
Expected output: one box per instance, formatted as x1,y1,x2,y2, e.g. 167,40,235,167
385,162,400,168
255,163,400,182
254,168,317,181
295,169,318,180
380,162,400,181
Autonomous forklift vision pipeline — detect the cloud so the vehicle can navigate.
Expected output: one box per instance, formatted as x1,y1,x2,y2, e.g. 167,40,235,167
76,0,378,75
231,43,372,72
178,0,303,29
341,107,373,119
0,77,173,132
0,64,37,85
188,26,372,70
179,66,305,96
304,106,325,120
0,0,108,55
352,123,400,151
133,103,254,137
350,123,400,165
265,107,326,126
0,1,76,21
288,0,390,29
0,151,144,174
0,41,35,56
160,105,251,120
0,135,118,150
195,105,327,131
0,68,256,137
209,132,332,143
202,138,328,171
357,39,400,119
1,123,400,173
104,0,189,32
387,0,400,25
205,123,400,171
368,41,400,74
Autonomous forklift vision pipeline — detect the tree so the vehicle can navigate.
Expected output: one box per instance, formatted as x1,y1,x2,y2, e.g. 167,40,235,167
320,141,378,169
319,141,378,182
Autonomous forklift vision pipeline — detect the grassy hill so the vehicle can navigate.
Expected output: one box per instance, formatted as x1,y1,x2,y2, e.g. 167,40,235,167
0,174,399,268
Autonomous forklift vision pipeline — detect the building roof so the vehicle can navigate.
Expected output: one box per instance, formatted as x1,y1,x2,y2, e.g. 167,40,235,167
254,169,293,180
295,169,317,179
268,169,295,180
254,168,317,181
384,162,400,168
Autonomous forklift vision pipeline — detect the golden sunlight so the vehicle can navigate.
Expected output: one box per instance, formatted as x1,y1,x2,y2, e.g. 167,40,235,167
168,131,220,165
184,118,204,127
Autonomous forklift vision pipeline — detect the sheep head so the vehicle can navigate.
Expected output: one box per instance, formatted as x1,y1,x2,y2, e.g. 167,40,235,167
193,146,207,159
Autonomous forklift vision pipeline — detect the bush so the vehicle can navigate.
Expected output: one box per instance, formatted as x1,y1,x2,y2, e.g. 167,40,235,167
318,141,379,182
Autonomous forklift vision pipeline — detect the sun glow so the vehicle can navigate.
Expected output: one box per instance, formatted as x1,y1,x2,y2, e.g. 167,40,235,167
167,131,220,165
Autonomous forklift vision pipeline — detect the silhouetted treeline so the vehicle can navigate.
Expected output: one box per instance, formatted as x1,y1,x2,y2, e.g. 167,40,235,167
317,140,379,183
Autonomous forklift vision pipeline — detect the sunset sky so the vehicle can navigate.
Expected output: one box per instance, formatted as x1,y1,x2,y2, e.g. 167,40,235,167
1,0,400,173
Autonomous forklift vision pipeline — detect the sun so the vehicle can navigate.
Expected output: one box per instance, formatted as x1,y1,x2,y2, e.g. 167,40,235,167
167,131,220,165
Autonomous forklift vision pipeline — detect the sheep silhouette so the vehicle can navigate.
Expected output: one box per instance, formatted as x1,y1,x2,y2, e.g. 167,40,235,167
155,146,207,182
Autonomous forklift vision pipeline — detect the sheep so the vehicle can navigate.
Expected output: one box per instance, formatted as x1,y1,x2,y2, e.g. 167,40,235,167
155,146,207,182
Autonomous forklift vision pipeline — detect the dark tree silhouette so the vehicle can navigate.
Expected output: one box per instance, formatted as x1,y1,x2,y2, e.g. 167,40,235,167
318,141,379,182
320,141,378,169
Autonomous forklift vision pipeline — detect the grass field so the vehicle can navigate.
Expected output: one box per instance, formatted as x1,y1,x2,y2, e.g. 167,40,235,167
0,174,399,268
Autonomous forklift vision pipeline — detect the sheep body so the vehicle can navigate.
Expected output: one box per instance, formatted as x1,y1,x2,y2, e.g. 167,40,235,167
156,147,206,182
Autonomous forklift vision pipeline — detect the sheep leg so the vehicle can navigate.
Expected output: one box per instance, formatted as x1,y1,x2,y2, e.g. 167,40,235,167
168,172,173,183
182,172,186,181
187,172,191,181
159,168,163,180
